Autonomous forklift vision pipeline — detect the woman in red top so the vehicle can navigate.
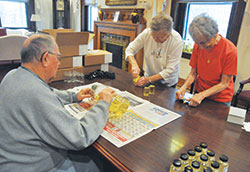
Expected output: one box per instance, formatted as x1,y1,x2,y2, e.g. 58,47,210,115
176,13,237,107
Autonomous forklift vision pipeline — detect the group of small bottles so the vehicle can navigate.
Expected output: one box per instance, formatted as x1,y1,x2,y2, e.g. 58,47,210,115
91,84,130,118
143,85,155,96
169,142,229,172
109,95,130,118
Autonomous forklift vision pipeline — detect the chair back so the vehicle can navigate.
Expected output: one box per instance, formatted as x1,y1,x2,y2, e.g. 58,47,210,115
0,35,28,61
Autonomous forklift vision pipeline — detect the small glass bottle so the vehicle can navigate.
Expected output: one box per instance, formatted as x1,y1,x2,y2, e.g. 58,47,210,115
183,166,193,172
199,154,209,171
187,149,196,167
149,85,155,95
194,146,202,160
143,86,150,96
218,155,229,172
169,159,182,172
191,161,200,172
206,149,215,165
179,153,189,171
211,160,220,172
200,142,208,155
203,166,213,172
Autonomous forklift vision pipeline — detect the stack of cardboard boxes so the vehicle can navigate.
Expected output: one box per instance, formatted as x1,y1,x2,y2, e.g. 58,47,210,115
42,29,112,81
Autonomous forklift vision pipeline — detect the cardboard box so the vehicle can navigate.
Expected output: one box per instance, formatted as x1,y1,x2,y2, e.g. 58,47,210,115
59,56,83,69
227,106,246,125
56,32,89,57
43,29,89,57
83,50,112,66
42,29,73,39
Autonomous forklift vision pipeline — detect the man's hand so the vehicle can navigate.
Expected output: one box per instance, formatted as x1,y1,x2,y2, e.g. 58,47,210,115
77,88,95,101
98,88,116,104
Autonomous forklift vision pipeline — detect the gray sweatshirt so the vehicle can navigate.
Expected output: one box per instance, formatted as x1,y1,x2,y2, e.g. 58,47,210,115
0,66,110,172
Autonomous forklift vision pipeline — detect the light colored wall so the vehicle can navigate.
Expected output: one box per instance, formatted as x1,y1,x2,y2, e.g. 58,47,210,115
235,1,250,90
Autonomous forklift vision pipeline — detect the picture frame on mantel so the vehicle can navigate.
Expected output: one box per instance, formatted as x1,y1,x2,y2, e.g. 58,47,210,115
105,0,137,6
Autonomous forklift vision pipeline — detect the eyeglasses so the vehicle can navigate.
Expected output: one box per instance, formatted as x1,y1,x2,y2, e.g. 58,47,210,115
40,51,62,62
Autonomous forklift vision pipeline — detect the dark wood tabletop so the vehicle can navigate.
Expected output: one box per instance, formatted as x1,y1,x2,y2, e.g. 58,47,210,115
50,66,250,172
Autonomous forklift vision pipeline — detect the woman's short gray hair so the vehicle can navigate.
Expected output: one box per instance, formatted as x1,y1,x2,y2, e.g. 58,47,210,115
150,12,173,34
21,34,56,63
189,13,218,42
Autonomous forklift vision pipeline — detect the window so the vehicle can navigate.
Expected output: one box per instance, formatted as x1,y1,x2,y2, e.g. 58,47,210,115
0,1,27,28
84,5,98,32
171,0,246,58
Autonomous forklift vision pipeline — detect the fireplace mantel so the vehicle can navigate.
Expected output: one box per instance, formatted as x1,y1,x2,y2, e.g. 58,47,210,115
94,8,146,71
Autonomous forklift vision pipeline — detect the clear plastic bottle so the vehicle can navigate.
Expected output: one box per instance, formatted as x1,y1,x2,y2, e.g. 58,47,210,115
218,155,229,172
199,154,209,171
183,166,193,172
179,153,189,171
206,149,215,165
191,161,200,172
211,160,220,172
200,142,208,155
187,149,196,167
203,166,213,172
194,146,202,160
169,159,182,172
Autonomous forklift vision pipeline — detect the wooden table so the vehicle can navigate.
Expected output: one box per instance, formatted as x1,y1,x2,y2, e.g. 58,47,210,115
50,66,250,172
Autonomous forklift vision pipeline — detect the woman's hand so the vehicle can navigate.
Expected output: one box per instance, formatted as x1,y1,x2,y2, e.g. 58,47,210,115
135,77,149,86
188,93,205,107
176,87,186,100
77,88,94,101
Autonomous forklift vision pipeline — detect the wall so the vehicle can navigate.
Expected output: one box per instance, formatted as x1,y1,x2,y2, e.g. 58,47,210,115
235,0,250,90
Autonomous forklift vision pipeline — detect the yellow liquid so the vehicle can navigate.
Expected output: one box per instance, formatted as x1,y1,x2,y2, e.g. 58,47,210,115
144,87,150,96
133,76,140,83
109,96,130,118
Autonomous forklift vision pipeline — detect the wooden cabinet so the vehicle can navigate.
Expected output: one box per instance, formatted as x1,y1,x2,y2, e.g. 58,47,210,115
52,0,70,29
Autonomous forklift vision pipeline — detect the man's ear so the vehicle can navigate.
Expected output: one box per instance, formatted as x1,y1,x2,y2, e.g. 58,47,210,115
41,52,49,67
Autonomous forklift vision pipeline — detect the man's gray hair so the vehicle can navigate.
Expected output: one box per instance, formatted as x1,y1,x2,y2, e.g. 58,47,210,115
21,34,55,63
150,12,173,34
189,13,218,42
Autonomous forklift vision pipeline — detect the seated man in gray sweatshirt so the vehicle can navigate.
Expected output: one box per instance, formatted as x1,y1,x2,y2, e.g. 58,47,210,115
0,34,115,172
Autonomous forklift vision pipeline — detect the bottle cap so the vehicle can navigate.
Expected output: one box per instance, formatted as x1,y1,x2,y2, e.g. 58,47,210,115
200,154,208,161
187,149,196,156
173,159,181,167
211,160,220,169
180,153,189,161
203,166,213,172
194,146,202,153
206,149,215,157
200,142,208,149
184,166,193,172
191,161,200,169
219,155,229,162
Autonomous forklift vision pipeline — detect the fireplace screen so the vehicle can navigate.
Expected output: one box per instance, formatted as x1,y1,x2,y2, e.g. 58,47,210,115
101,33,130,71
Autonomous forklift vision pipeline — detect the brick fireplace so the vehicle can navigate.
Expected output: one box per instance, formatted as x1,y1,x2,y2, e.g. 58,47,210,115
94,8,146,72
